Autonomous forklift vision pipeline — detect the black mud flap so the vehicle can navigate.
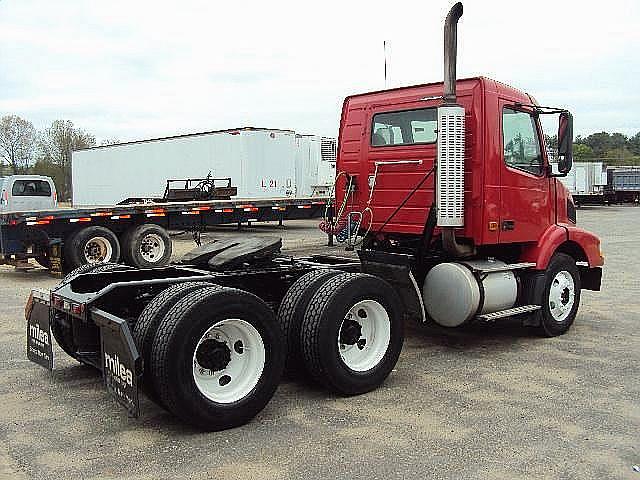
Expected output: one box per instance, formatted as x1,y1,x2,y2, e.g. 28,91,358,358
26,289,54,370
358,250,426,323
92,309,142,418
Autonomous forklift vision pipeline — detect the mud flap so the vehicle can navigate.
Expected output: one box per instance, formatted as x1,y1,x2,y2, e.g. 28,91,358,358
26,289,54,370
91,309,142,418
358,250,426,323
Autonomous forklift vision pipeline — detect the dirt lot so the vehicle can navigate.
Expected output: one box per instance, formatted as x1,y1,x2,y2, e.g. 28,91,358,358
1,211,638,479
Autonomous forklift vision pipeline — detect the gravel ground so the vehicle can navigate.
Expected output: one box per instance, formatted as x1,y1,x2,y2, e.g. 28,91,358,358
0,211,638,479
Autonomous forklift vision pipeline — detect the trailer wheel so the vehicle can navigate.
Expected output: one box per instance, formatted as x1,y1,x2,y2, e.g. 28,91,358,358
277,269,341,375
538,253,581,337
133,281,217,403
150,286,285,430
65,226,121,269
51,262,124,361
300,273,403,395
122,224,172,268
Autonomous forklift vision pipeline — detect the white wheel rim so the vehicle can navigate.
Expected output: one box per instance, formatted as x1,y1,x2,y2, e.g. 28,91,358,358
192,319,265,404
548,270,576,322
338,299,391,372
139,233,165,263
83,236,113,263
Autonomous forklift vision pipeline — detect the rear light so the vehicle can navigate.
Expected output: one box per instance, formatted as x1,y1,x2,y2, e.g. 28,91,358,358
51,294,84,316
70,303,84,315
51,294,64,309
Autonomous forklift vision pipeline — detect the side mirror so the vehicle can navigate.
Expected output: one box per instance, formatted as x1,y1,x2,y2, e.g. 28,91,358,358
557,111,573,174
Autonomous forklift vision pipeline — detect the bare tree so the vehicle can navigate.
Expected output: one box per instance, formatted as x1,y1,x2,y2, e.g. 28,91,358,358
38,120,96,201
0,115,36,174
100,137,120,146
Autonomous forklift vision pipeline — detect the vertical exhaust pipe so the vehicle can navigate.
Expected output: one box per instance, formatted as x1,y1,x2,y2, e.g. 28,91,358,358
437,2,475,257
443,2,463,105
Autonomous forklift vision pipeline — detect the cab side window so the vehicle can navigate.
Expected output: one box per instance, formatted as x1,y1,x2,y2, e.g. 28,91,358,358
502,108,543,175
371,108,437,147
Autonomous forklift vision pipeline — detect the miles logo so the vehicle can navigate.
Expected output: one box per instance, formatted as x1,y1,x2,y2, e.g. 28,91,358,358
104,351,133,386
29,323,49,345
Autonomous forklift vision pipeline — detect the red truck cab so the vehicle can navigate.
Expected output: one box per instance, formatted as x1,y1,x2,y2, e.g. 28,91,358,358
333,4,602,336
337,76,603,272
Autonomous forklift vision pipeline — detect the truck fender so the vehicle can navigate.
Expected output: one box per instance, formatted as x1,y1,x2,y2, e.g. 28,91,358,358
520,224,604,270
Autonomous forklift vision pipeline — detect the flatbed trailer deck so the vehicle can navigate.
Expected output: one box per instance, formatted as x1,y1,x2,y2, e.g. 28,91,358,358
1,196,330,273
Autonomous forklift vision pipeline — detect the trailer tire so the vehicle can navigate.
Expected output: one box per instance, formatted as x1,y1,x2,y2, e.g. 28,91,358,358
121,224,172,268
277,269,342,375
150,286,285,431
300,273,403,395
538,253,581,337
133,281,217,403
65,226,121,270
51,262,124,361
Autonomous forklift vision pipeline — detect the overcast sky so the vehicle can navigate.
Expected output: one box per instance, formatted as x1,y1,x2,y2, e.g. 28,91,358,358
1,0,639,143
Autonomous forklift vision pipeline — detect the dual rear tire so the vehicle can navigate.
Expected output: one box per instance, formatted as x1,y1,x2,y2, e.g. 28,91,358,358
277,271,404,395
134,283,285,431
64,224,172,270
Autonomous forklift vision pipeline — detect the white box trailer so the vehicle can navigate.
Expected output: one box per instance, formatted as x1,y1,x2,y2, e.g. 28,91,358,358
559,161,607,205
72,127,336,207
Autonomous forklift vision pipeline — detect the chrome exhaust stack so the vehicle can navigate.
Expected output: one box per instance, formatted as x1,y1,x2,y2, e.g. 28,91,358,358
436,2,474,257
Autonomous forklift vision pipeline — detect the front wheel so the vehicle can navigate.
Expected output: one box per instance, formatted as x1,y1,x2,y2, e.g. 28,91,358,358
538,253,581,337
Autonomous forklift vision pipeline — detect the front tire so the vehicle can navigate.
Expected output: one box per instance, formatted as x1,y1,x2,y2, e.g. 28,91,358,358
149,286,285,431
538,253,581,337
300,273,403,395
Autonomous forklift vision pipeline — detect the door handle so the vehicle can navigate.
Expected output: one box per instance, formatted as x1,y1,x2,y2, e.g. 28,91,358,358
501,220,515,231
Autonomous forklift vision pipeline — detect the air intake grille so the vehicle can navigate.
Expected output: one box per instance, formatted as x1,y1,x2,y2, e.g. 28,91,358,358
436,105,465,227
321,137,337,163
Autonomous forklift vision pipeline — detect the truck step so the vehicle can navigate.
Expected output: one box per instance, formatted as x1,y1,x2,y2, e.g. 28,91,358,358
476,304,541,321
468,262,536,274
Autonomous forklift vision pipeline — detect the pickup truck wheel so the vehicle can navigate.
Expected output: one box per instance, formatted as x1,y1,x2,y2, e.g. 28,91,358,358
65,226,121,269
276,269,341,375
150,286,285,431
122,224,172,268
300,273,403,395
538,253,581,337
133,281,217,404
51,262,124,361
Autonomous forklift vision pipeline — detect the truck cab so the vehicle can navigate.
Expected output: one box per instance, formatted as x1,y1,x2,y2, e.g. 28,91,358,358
333,4,602,337
0,175,57,212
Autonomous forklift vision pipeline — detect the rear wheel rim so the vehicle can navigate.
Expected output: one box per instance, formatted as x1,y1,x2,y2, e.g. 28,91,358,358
83,236,112,263
548,270,575,322
192,319,265,404
338,299,391,372
139,233,165,263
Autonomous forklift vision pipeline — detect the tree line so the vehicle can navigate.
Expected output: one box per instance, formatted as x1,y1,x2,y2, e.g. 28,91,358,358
0,114,118,201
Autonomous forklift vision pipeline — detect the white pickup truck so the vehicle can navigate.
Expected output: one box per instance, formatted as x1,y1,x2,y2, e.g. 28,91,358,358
0,175,57,212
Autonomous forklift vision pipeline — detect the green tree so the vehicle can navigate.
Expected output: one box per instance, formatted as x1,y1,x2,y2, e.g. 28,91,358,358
37,120,95,201
573,143,594,160
0,115,36,174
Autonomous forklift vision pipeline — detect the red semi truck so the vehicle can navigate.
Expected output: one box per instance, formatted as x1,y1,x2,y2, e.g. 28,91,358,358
25,2,602,431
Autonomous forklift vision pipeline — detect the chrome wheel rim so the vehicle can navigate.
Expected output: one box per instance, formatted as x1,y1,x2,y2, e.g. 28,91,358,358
192,319,265,404
548,270,575,322
83,236,112,263
139,233,165,263
338,299,391,372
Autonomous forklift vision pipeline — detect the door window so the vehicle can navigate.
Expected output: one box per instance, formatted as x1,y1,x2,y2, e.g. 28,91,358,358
12,180,52,197
502,108,543,175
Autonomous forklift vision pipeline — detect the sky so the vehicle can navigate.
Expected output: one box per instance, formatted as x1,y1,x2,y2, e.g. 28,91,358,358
1,0,639,143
